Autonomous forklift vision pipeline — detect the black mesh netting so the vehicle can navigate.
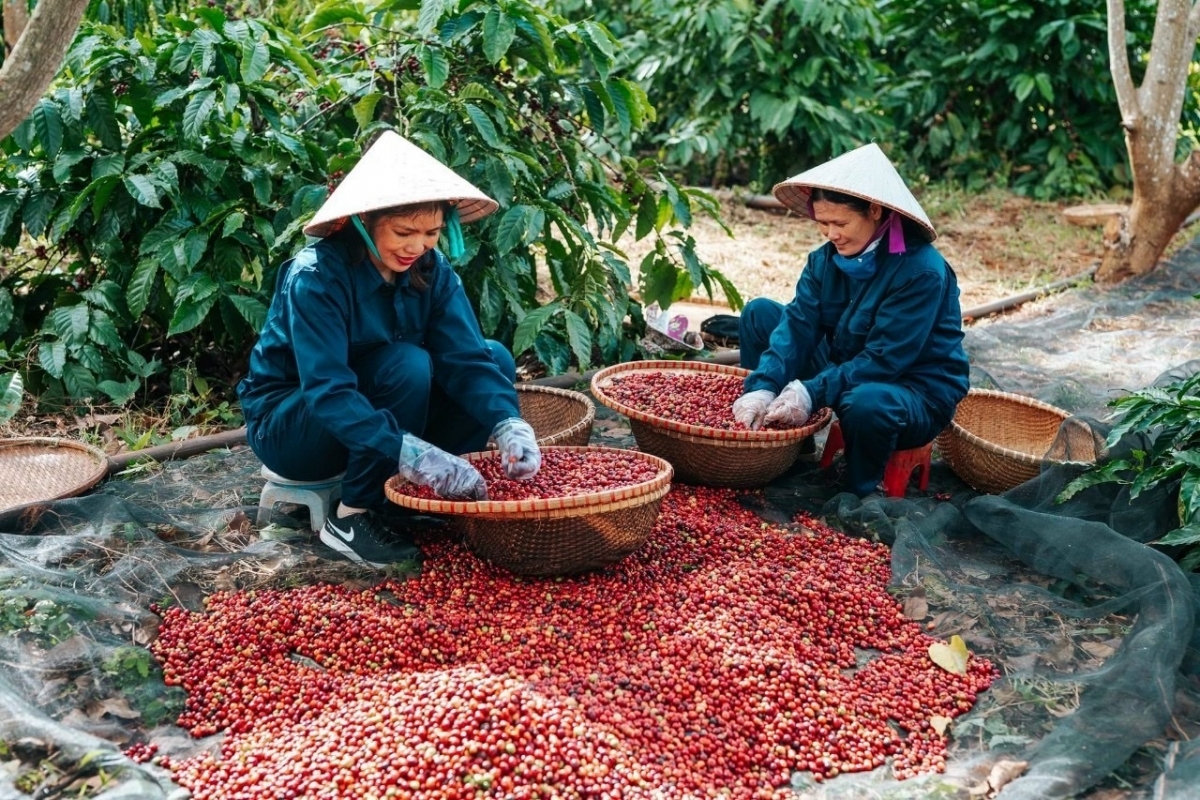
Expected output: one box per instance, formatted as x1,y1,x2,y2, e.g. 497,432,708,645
1,241,1198,799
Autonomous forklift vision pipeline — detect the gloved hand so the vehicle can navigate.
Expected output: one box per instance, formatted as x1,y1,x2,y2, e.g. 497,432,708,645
732,389,777,431
492,417,542,480
398,434,488,500
764,379,813,428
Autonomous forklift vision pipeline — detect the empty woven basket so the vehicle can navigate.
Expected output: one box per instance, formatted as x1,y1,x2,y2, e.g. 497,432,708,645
385,446,672,576
515,384,595,447
0,438,110,514
590,360,831,489
936,389,1093,494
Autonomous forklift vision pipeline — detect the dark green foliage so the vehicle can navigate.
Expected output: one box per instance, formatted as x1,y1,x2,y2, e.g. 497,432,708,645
0,11,333,403
1060,372,1200,571
0,1,736,402
876,0,1161,198
559,0,888,188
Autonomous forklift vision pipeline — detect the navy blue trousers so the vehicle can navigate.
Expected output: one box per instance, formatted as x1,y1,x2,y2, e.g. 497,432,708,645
739,298,941,496
248,341,515,509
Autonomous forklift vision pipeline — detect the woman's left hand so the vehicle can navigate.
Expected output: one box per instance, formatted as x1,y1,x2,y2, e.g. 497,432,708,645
492,418,542,479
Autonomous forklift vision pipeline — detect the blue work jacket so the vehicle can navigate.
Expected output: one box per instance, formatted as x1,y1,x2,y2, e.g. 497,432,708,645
744,240,970,424
238,237,520,462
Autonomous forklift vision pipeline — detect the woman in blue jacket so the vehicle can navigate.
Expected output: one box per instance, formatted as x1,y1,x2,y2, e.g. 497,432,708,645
733,143,969,498
238,131,540,568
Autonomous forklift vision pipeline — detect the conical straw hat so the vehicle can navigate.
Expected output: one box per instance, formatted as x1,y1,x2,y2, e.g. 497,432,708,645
304,130,499,237
772,143,936,241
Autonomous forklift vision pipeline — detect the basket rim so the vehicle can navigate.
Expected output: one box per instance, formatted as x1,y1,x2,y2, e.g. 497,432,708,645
590,360,820,443
0,436,111,512
385,445,673,518
515,383,596,445
945,388,1091,466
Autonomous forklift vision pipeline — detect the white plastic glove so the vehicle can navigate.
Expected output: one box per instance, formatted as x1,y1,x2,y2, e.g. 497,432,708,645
398,434,488,500
764,379,813,428
492,417,542,480
732,389,777,431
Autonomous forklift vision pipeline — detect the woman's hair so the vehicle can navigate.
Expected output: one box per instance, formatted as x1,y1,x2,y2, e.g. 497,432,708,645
809,187,873,215
332,200,451,291
809,187,932,243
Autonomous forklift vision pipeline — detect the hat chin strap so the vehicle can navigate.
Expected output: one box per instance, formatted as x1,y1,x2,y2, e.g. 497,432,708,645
351,215,384,262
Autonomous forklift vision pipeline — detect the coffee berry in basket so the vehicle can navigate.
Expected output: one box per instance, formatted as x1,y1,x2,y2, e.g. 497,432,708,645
392,449,662,501
604,371,802,430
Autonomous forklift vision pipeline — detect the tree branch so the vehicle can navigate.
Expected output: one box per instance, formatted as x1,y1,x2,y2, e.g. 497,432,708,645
1106,0,1139,129
0,0,91,141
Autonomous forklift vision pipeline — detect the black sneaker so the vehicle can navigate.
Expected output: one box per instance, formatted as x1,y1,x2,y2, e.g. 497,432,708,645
319,511,422,568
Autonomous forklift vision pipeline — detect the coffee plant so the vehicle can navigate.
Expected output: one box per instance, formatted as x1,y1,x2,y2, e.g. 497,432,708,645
1060,371,1200,571
298,0,740,374
0,0,739,405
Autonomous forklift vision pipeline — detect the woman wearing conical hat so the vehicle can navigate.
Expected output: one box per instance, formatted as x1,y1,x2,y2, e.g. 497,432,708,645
238,130,541,567
732,144,969,498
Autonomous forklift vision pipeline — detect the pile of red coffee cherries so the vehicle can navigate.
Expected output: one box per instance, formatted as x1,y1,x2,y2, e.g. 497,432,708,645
150,486,995,798
605,371,799,430
395,448,663,502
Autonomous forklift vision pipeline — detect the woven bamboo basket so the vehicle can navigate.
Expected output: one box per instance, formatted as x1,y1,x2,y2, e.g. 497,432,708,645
590,361,832,489
385,446,672,576
515,384,595,447
0,437,109,513
935,389,1091,493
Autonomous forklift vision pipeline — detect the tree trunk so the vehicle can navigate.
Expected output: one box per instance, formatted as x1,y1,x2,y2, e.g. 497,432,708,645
0,0,90,142
1100,0,1200,282
3,0,32,54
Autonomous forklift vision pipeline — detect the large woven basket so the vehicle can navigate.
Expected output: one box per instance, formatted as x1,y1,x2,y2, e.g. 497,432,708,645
515,384,595,447
935,389,1092,494
385,446,672,576
0,437,109,514
590,361,832,489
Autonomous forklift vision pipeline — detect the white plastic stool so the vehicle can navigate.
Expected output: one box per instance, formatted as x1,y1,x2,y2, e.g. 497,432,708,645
256,466,344,532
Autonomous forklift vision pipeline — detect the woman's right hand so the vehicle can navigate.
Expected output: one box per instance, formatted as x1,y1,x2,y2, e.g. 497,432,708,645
732,389,777,431
398,435,488,500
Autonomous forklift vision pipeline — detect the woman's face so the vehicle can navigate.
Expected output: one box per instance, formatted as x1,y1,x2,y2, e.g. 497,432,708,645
812,199,883,257
368,207,444,279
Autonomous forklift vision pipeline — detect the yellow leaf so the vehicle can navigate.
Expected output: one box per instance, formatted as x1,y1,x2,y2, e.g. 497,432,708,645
928,634,970,674
929,714,952,735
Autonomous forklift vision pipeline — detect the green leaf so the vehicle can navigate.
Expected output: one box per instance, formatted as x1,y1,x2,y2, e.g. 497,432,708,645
222,211,246,237
482,8,517,64
581,84,607,131
1034,73,1054,103
513,303,560,358
53,149,88,183
419,44,450,90
22,192,57,237
182,90,218,141
227,294,267,331
91,152,125,179
84,90,123,151
465,104,502,149
635,193,658,239
0,193,19,238
63,363,99,400
607,79,634,136
0,373,22,425
33,100,64,159
0,287,12,334
563,309,593,371
98,378,140,406
495,205,534,254
240,38,270,84
1012,74,1036,103
39,340,67,379
353,93,382,130
168,293,219,336
127,258,160,317
123,175,162,208
1154,524,1200,548
416,0,447,35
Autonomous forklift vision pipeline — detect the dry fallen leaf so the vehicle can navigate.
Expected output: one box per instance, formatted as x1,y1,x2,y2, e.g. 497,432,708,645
928,635,970,674
903,595,930,621
968,759,1029,798
929,715,952,735
1080,640,1117,660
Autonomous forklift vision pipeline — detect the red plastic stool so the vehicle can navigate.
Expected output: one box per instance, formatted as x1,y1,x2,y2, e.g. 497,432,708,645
818,420,933,498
